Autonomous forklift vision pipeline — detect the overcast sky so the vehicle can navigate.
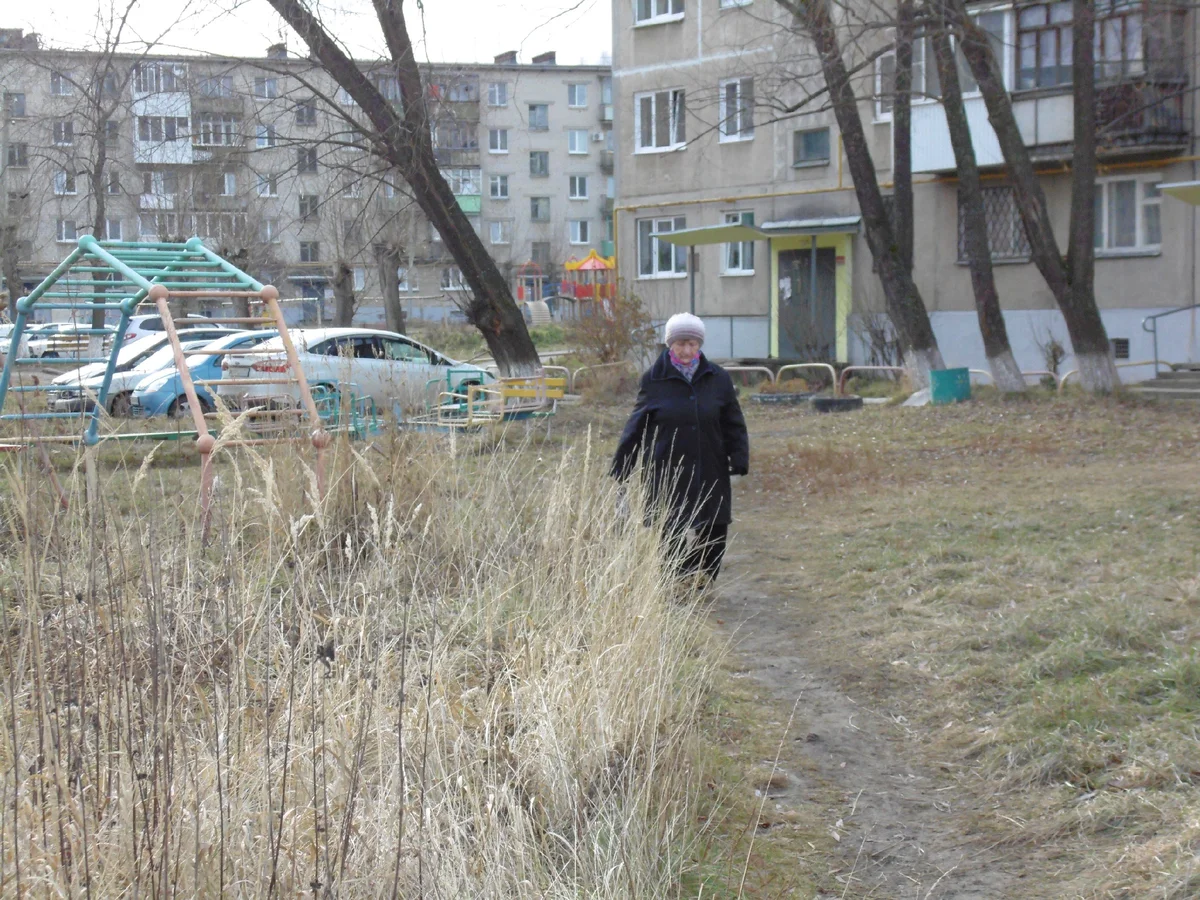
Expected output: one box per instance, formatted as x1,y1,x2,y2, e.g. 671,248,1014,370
11,0,612,65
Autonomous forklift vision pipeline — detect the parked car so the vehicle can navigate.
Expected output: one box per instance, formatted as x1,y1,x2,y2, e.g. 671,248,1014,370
216,327,493,412
23,322,79,358
48,327,235,416
120,312,214,345
131,330,279,418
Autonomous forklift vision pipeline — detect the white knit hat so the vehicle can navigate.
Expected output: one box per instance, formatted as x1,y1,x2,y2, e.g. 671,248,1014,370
664,312,706,347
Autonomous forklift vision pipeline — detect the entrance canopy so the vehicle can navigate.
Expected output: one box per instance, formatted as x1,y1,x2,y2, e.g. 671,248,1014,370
1159,181,1200,205
760,215,862,236
652,222,766,245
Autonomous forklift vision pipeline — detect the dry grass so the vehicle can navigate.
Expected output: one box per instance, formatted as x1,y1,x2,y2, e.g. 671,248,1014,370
733,393,1200,897
0,429,721,897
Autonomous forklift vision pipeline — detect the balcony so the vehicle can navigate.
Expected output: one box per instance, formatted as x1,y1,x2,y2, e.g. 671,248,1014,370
434,148,480,167
912,78,1190,173
599,150,614,173
456,194,482,214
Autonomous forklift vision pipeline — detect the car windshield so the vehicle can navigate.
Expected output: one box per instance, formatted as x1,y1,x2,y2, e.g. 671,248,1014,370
114,335,164,367
186,332,276,366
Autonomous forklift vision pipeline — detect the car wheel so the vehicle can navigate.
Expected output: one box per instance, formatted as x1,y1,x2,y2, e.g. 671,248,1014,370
42,351,58,359
108,391,133,418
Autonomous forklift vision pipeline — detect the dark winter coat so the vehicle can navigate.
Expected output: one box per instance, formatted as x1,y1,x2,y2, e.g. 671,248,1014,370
611,350,750,526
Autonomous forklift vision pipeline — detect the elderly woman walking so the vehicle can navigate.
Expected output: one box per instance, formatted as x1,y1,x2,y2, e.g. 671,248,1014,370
611,313,750,584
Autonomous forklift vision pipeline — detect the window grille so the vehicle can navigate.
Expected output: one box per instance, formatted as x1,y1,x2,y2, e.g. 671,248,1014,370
957,186,1031,263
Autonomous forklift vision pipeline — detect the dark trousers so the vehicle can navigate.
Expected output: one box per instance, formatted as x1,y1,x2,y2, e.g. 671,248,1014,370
666,519,729,582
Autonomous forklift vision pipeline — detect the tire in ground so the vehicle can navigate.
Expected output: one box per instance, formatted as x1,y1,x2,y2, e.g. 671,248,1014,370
811,394,864,413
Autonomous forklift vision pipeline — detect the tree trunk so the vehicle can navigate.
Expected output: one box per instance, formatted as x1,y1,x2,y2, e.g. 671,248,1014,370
787,0,944,385
264,0,541,376
893,0,914,274
332,261,356,326
377,244,406,333
1064,0,1116,390
953,0,1116,391
1,226,19,317
931,8,1024,392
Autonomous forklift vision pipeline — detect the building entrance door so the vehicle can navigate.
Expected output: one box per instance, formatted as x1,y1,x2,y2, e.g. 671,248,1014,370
778,247,836,360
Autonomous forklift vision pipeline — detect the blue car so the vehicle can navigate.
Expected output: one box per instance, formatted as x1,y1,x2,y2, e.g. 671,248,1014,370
131,330,279,417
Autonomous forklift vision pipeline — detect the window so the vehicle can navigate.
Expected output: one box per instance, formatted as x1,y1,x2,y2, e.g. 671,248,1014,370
52,119,74,146
107,170,121,194
254,77,278,99
531,196,550,221
567,83,588,107
256,174,279,197
336,86,358,107
344,219,363,243
343,179,363,199
295,99,317,125
353,267,366,291
397,267,414,292
530,151,550,177
488,128,509,152
1095,177,1161,253
569,175,589,199
441,168,481,195
959,11,1008,93
634,89,686,151
53,171,76,195
490,174,509,199
4,93,26,117
636,215,687,278
223,172,237,195
50,71,73,96
957,186,1032,263
138,116,188,142
723,211,755,274
135,63,184,93
299,241,320,262
1017,2,1073,90
194,113,239,146
104,119,121,145
489,219,512,244
793,127,831,166
1096,0,1145,81
297,147,318,173
299,194,319,219
105,218,122,241
719,77,754,140
374,74,401,103
634,0,684,26
569,219,590,244
197,75,234,97
531,241,551,267
441,266,467,290
568,129,589,154
5,143,27,167
719,0,750,7
56,219,78,243
529,103,549,131
255,125,277,148
260,218,281,244
488,82,508,106
142,171,180,195
433,122,478,150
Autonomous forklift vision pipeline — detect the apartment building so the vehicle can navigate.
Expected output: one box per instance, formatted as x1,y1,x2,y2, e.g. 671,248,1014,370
0,29,613,324
612,1,1199,374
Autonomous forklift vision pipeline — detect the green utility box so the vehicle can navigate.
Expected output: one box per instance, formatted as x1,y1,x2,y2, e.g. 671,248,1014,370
930,367,972,405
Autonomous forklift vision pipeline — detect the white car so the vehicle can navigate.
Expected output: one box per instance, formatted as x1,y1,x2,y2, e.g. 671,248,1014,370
120,312,214,345
48,327,235,415
22,322,78,358
217,327,493,413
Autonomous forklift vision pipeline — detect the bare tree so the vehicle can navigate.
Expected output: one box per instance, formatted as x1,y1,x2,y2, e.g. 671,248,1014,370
893,0,915,274
952,0,1118,391
929,2,1024,391
777,0,945,384
262,0,540,376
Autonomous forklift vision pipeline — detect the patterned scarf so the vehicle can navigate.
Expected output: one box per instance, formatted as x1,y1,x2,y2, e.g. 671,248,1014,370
669,348,701,382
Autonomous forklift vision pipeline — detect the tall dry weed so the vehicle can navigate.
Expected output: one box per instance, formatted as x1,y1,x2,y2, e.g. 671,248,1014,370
0,430,715,897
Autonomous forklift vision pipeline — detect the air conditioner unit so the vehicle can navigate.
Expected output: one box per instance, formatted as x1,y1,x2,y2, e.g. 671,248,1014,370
591,132,605,143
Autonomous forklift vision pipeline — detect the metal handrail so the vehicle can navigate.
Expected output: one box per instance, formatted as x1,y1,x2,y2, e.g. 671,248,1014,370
723,365,776,387
1057,359,1176,390
1142,303,1200,376
777,362,838,394
837,365,906,395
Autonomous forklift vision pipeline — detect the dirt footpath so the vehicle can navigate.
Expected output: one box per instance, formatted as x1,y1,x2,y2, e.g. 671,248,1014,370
711,579,1042,899
708,420,1055,898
